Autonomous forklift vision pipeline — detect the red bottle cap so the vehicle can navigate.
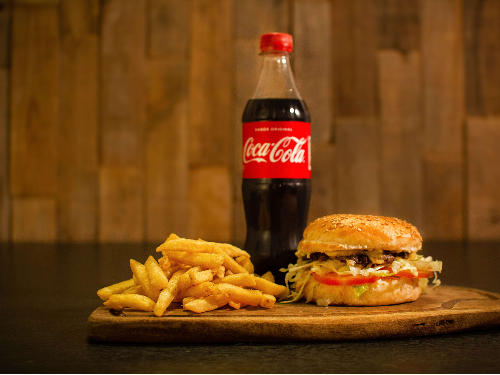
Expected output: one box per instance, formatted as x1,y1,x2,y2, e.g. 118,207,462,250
260,33,293,53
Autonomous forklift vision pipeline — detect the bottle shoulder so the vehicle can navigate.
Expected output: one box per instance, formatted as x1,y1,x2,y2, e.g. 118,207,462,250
242,98,311,123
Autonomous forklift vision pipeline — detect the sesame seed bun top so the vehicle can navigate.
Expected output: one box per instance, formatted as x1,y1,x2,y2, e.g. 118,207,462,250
297,214,422,254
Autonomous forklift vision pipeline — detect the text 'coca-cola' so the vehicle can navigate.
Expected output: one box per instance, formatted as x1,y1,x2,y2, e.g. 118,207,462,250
242,121,311,179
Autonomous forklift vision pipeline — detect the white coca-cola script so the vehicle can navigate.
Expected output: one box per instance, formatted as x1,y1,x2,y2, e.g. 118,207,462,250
243,136,307,164
242,120,310,179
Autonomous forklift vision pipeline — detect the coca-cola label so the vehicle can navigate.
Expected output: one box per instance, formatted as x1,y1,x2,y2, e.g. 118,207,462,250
242,121,311,179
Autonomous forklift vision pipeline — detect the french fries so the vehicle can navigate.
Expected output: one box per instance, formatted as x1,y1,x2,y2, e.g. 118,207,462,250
157,255,171,270
219,251,249,274
183,282,217,298
217,283,263,306
216,243,250,258
105,294,156,312
163,250,224,269
157,239,221,254
183,295,230,314
253,276,286,296
261,271,275,283
189,269,214,285
97,278,135,301
154,270,185,317
130,259,161,302
178,272,193,292
96,234,287,316
217,273,256,287
122,285,143,295
260,294,276,309
144,256,169,290
236,255,254,274
228,301,245,310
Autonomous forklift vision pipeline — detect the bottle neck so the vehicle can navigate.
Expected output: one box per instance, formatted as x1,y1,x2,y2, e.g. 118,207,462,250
252,51,302,99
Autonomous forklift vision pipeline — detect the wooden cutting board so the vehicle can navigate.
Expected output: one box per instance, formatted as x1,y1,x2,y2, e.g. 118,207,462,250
87,286,500,343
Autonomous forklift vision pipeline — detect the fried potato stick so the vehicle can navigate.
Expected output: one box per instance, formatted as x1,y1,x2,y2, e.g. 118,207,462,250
183,295,230,313
166,233,181,241
178,272,192,292
182,297,197,305
216,273,256,287
260,294,276,309
130,259,160,302
219,251,249,274
97,278,135,301
158,239,249,274
215,243,250,258
145,256,170,290
163,250,224,269
217,283,263,306
260,271,275,283
157,239,221,254
157,255,172,271
228,301,246,310
187,266,202,277
235,256,254,274
154,270,185,317
121,285,143,295
253,276,286,296
163,265,188,279
197,239,251,258
105,294,156,312
189,269,214,285
214,266,225,279
183,281,217,298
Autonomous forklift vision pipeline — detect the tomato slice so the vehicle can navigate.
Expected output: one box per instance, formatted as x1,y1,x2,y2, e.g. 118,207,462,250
313,269,434,286
313,272,379,286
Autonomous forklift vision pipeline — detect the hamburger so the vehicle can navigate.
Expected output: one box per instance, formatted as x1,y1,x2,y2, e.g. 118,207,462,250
281,214,442,306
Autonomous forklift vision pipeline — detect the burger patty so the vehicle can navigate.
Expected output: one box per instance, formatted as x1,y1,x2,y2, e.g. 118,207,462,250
309,251,410,267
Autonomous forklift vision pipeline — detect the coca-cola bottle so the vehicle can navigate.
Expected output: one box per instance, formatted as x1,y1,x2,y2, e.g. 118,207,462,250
242,33,311,283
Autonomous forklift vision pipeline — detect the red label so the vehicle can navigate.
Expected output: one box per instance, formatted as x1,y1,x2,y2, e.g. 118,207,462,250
242,121,311,179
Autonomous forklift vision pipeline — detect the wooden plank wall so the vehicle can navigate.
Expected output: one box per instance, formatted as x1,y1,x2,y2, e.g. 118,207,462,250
1,0,499,243
0,0,10,241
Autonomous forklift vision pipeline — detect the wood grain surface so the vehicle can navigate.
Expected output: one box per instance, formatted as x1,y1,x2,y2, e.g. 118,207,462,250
0,68,8,242
189,0,232,168
332,0,378,118
10,3,59,197
421,0,464,240
467,117,500,239
336,118,380,215
58,0,98,242
0,2,10,242
145,0,190,242
378,0,420,52
87,286,500,343
1,0,500,243
99,0,146,242
12,197,56,241
378,50,423,230
463,0,500,116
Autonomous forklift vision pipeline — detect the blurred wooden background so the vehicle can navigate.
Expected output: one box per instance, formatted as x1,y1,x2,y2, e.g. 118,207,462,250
0,0,499,243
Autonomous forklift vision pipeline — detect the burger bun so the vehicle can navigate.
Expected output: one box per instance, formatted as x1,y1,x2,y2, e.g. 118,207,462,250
298,214,422,254
302,277,421,306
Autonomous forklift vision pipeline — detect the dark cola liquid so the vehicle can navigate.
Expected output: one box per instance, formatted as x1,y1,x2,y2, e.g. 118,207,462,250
242,98,311,283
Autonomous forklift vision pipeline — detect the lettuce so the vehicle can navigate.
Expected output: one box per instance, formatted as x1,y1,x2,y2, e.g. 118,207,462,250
353,285,369,298
280,254,443,303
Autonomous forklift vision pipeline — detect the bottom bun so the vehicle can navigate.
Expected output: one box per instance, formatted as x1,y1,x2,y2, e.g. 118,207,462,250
301,277,421,306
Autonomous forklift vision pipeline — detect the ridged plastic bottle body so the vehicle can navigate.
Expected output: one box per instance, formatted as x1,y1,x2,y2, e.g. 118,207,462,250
242,51,311,282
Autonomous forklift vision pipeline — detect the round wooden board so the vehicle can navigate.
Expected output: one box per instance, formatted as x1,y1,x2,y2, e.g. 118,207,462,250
87,286,500,343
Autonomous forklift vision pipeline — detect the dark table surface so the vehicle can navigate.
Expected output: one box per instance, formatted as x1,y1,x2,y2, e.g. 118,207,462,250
1,241,500,373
